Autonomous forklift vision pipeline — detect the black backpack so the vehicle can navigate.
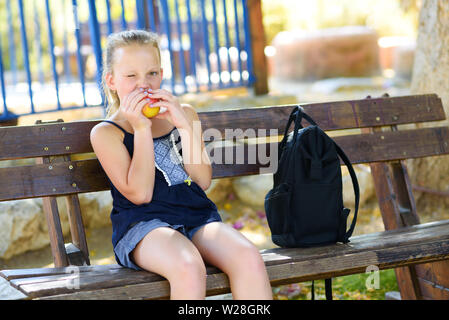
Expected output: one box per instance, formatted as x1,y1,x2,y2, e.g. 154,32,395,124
264,106,359,299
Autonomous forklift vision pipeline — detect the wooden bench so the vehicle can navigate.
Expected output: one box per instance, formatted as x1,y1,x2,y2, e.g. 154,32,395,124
1,94,449,300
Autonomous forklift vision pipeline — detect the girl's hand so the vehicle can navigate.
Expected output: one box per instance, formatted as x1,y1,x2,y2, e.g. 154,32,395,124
150,89,190,129
120,88,153,130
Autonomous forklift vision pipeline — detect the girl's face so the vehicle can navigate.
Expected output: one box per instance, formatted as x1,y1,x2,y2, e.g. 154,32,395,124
105,44,163,102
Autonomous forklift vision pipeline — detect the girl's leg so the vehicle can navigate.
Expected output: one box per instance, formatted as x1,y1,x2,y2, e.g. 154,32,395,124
131,227,206,300
191,222,273,300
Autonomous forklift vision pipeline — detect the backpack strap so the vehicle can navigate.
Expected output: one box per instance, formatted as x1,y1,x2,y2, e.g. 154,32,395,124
311,278,333,300
325,278,333,300
333,142,360,242
297,108,317,126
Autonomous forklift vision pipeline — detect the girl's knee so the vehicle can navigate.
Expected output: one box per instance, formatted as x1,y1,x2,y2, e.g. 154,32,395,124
167,254,206,299
232,242,266,275
169,252,206,285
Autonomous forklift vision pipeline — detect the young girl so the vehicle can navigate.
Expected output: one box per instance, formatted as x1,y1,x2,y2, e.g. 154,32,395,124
90,29,272,300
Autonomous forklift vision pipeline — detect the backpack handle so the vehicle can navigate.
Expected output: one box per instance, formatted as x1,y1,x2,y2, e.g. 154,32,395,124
278,106,299,155
279,105,318,152
282,106,300,137
292,107,318,143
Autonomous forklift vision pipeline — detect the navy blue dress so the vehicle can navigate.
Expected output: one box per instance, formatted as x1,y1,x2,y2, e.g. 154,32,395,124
100,121,222,258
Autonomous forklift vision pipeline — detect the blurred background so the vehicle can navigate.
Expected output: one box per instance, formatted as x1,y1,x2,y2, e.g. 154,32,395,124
0,0,422,124
264,0,420,100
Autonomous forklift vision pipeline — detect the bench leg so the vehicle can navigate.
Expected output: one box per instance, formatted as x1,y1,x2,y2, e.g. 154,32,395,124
40,192,90,267
370,160,449,299
41,194,69,267
370,161,421,299
65,194,90,265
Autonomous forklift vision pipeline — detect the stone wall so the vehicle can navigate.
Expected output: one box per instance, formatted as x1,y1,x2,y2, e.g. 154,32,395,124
0,192,113,260
271,26,380,80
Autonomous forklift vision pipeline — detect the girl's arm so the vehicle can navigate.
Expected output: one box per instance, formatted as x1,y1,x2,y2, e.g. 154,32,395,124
90,89,156,205
178,105,212,191
90,124,156,205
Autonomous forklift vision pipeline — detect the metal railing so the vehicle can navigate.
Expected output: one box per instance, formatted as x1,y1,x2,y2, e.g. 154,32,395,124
0,0,255,122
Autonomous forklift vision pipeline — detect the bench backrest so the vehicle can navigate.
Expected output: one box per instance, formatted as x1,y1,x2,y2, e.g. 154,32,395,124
0,94,448,266
1,94,447,201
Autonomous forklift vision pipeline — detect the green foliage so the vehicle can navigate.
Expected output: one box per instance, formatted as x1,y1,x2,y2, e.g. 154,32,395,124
334,269,399,300
273,269,399,300
261,2,288,45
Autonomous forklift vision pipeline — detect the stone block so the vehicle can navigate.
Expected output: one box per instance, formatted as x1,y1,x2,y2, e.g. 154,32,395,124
271,26,380,80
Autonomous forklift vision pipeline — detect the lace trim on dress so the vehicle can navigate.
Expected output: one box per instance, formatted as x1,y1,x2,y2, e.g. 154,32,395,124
153,130,189,186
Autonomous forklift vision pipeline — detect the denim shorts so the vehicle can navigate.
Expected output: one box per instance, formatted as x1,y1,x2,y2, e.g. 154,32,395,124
114,219,216,270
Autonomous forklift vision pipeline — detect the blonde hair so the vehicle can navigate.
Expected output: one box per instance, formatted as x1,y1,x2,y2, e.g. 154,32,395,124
101,29,161,117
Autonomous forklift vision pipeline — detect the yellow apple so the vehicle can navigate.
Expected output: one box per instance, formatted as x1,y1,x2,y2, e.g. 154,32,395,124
142,98,161,118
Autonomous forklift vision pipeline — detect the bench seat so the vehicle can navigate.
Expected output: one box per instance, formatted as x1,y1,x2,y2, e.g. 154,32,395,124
2,219,448,300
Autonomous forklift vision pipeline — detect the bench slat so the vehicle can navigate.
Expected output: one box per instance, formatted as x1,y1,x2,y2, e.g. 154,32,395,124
1,127,448,201
7,220,449,299
0,94,444,161
0,121,95,161
0,264,122,281
200,94,445,139
0,159,109,201
9,264,232,298
212,126,449,177
10,268,163,297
